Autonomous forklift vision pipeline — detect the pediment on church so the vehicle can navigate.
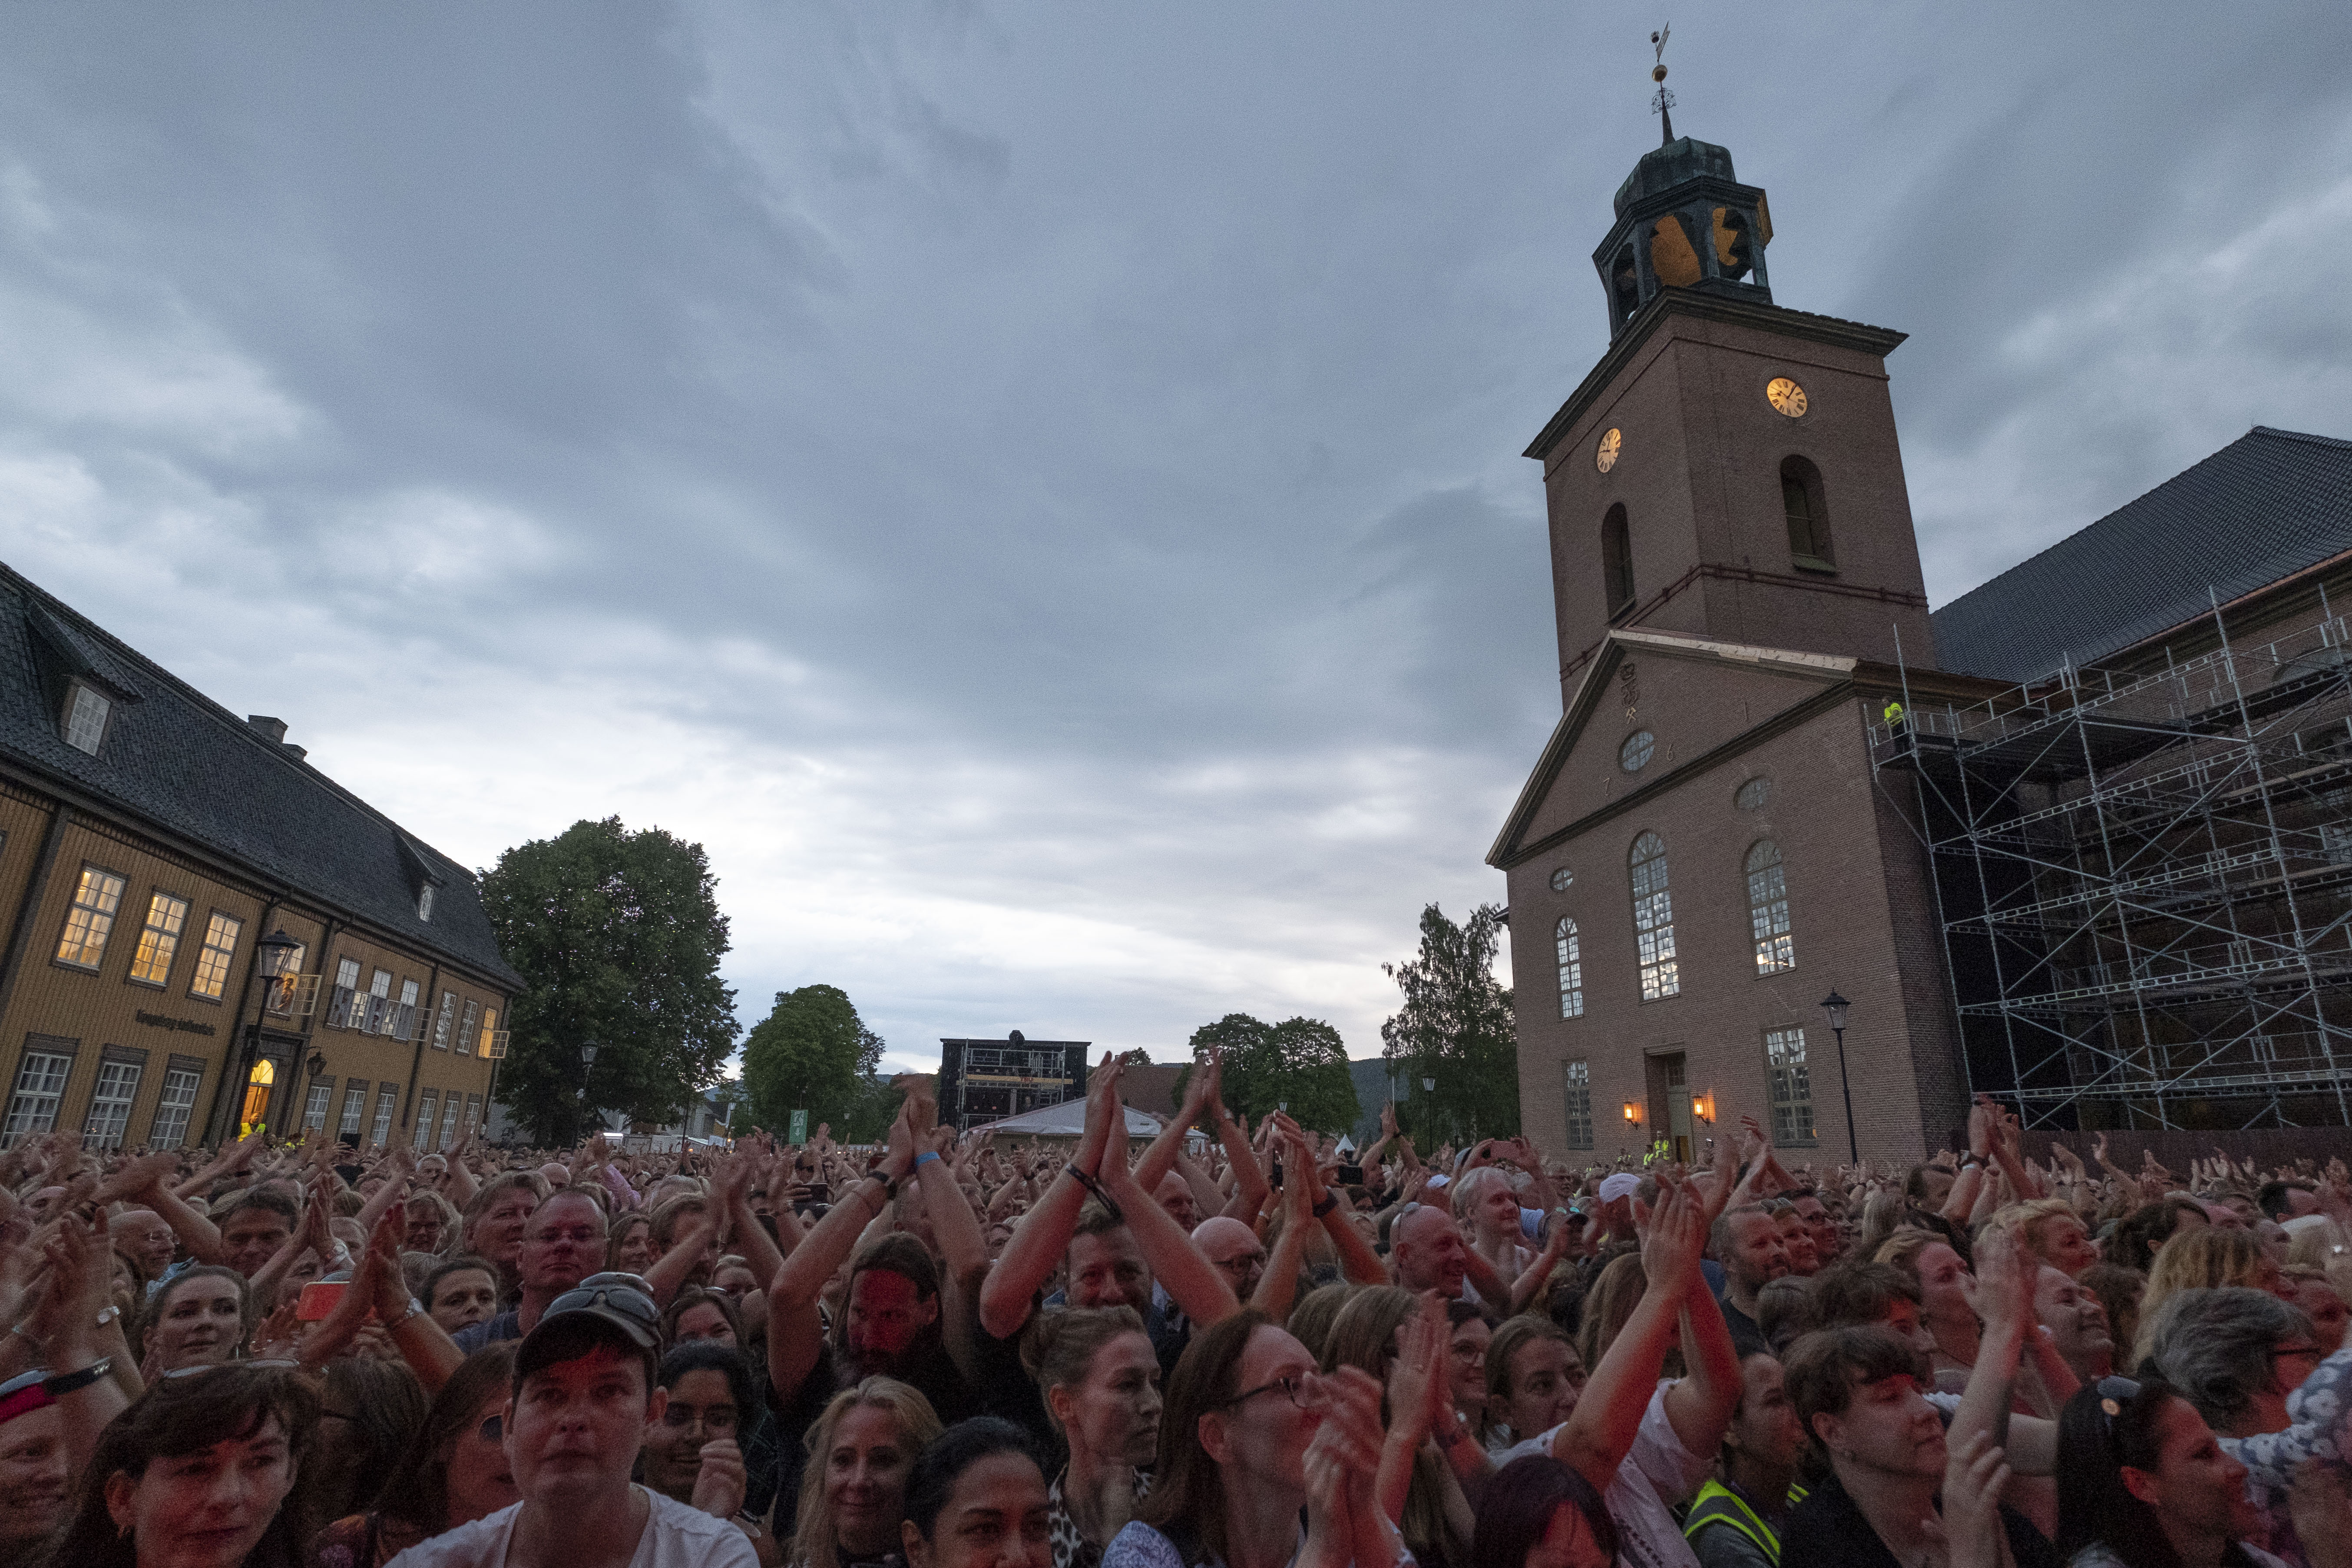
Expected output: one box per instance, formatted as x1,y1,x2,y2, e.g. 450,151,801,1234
1487,627,1857,868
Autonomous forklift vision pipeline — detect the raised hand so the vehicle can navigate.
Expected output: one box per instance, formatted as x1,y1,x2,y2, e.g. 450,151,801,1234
1934,1430,2012,1568
1073,1053,1121,1177
690,1436,749,1520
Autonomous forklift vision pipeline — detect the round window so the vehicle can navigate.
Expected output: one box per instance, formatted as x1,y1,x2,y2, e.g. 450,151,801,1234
1619,730,1656,773
1735,776,1772,810
1549,867,1574,893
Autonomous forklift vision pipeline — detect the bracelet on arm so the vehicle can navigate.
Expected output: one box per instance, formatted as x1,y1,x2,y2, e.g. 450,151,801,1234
1312,1191,1339,1219
1067,1167,1124,1225
915,1151,942,1170
43,1358,113,1398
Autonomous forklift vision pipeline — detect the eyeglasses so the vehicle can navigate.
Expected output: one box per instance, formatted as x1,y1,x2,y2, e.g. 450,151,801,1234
1223,1375,1309,1410
544,1273,658,1326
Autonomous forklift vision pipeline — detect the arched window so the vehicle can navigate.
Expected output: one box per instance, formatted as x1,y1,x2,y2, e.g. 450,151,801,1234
1747,839,1795,975
1629,831,1679,1000
1602,504,1634,616
1557,917,1583,1019
1781,455,1831,568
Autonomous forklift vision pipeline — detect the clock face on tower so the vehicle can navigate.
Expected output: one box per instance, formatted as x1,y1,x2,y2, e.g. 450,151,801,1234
1595,428,1622,473
1766,377,1808,417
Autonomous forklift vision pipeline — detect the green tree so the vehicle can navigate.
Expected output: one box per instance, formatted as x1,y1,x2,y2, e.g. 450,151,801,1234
480,817,740,1147
1180,1013,1360,1134
1380,903,1517,1148
741,985,888,1145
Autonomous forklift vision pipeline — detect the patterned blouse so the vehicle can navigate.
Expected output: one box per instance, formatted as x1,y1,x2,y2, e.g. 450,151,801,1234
2218,1342,2352,1568
1049,1468,1153,1568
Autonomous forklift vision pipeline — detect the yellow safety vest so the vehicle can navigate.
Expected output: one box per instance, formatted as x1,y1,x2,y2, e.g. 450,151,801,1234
1883,700,1905,725
1681,1479,1806,1568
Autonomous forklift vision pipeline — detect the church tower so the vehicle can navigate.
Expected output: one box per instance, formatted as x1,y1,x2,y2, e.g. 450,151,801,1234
1530,77,1936,699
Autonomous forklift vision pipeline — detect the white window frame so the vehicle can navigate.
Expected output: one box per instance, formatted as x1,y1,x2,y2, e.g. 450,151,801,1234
83,1059,143,1150
1629,832,1680,1001
2,1048,73,1148
1747,840,1796,976
370,1085,397,1147
364,969,394,1035
1764,1027,1818,1146
417,884,435,922
463,1094,483,1136
1556,916,1584,1019
327,958,362,1029
129,893,189,986
431,990,457,1051
1562,1059,1593,1150
457,999,480,1057
438,1092,462,1149
413,1090,439,1150
148,1065,202,1148
302,1082,333,1133
63,680,111,754
189,911,242,1001
338,1082,369,1140
56,865,125,970
394,979,420,1042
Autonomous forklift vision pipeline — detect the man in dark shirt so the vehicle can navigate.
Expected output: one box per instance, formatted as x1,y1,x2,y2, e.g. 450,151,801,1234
1711,1205,1790,1356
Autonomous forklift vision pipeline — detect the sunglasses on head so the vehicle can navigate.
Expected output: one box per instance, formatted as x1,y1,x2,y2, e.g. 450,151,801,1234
544,1273,658,1326
161,1358,302,1380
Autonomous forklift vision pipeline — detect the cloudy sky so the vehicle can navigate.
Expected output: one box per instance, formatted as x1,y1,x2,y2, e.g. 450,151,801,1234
5,2,2348,1075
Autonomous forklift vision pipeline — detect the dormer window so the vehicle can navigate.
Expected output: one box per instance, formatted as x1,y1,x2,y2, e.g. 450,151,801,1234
417,884,435,922
63,681,111,754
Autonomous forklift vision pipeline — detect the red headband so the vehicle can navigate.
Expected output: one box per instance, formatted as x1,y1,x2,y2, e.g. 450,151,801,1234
0,1384,55,1425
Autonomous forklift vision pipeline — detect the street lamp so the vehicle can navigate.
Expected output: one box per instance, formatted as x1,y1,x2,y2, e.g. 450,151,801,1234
579,1039,599,1138
1819,989,1858,1165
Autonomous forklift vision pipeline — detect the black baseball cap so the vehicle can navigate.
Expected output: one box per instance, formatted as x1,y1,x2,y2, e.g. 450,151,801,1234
514,1272,660,1387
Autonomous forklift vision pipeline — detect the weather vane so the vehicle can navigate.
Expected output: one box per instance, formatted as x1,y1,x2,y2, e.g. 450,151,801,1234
1650,23,1676,144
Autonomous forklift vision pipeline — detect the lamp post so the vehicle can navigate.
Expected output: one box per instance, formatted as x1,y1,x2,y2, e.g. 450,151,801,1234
238,928,304,1135
579,1039,599,1142
1421,1075,1439,1146
1819,989,1858,1165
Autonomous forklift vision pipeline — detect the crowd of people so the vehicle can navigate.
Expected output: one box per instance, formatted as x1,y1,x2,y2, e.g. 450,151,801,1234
3,1051,2350,1568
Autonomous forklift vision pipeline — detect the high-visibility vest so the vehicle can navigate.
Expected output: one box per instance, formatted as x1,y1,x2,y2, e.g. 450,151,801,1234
1883,699,1906,725
1681,1479,1806,1568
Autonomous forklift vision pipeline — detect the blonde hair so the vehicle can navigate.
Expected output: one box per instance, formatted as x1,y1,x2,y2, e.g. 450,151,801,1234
1978,1198,2087,1270
787,1376,943,1568
1449,1166,1512,1225
2133,1227,2273,1367
1022,1307,1148,1436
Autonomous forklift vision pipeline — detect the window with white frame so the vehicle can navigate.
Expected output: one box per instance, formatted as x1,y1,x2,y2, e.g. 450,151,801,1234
414,1090,439,1150
1629,832,1680,1000
1556,917,1584,1019
1562,1059,1593,1150
63,681,111,754
338,1082,368,1140
129,893,189,986
364,969,394,1035
327,959,362,1029
370,1085,397,1147
1747,840,1795,975
463,1094,482,1136
83,1058,143,1149
417,884,435,922
478,1006,500,1055
264,942,307,1014
302,1082,332,1132
438,1092,461,1149
457,999,480,1057
1764,1027,1817,1145
189,912,242,1000
148,1064,201,1148
432,991,456,1051
394,979,420,1042
2,1045,74,1148
55,866,125,970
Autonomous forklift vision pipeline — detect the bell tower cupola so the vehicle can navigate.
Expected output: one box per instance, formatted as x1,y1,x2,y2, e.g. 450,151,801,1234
1593,29,1774,337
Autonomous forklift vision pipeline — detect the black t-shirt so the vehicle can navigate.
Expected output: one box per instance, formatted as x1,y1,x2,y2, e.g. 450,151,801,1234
1780,1469,2060,1568
767,1327,1052,1538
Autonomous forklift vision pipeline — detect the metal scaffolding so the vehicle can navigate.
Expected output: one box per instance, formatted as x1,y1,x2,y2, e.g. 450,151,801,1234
1873,602,2352,1130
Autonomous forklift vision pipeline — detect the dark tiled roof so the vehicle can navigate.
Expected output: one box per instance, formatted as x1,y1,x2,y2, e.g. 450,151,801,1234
0,562,521,988
1932,427,2352,683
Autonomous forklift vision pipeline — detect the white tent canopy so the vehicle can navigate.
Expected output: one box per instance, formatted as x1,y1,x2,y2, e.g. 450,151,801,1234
977,1098,1161,1137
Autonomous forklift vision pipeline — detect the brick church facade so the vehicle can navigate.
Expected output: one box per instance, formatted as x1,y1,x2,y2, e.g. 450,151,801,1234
1492,126,2352,1163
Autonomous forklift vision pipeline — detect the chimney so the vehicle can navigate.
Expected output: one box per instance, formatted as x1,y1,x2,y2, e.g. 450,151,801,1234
246,715,288,744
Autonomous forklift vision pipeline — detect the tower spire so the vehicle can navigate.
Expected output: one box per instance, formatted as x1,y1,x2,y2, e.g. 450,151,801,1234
1650,24,1675,145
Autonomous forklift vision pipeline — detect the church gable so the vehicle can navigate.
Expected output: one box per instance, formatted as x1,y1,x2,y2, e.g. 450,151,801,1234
1489,628,1854,868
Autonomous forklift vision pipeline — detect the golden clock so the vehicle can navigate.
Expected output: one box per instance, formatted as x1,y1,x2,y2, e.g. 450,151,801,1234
1596,427,1622,473
1766,377,1808,417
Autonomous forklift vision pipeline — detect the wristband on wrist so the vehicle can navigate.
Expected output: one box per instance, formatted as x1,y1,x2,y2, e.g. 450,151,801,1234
1312,1192,1338,1219
916,1151,942,1169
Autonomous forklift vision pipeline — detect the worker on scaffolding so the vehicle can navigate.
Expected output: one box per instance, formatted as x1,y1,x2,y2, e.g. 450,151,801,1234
1883,696,1909,742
